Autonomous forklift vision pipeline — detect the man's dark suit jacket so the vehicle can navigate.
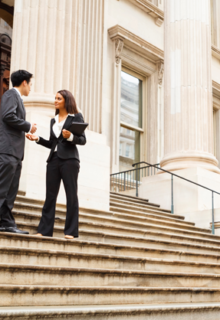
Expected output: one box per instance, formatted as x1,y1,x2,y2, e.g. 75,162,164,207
0,88,31,160
37,113,86,162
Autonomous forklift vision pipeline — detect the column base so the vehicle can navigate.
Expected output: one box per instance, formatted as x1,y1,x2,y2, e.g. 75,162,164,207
160,152,220,174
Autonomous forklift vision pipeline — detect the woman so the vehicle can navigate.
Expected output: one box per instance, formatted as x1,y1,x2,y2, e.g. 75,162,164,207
26,90,86,239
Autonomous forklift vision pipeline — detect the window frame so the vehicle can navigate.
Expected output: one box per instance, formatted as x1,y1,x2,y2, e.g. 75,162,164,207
120,66,147,167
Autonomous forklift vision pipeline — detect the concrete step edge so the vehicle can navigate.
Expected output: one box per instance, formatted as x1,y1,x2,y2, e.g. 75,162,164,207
2,285,220,292
13,210,213,240
13,220,220,248
108,209,197,229
13,208,203,235
110,197,173,213
2,246,220,266
1,303,220,318
1,232,220,255
110,192,150,203
110,196,172,213
110,201,187,221
2,263,220,278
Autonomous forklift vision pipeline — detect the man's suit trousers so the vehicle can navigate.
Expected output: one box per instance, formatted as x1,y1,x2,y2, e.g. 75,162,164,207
0,154,21,227
38,153,80,237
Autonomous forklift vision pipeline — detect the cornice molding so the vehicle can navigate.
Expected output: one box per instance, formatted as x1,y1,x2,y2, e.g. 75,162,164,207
108,25,164,61
213,80,220,99
212,45,220,60
118,0,164,26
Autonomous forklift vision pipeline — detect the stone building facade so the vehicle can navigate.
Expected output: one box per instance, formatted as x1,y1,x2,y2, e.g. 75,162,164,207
1,0,220,229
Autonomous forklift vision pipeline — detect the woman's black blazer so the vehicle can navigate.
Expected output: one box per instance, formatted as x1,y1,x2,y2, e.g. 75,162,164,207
37,113,86,162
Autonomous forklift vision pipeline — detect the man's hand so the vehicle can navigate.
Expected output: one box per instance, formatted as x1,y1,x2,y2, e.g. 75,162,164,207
62,129,71,139
26,133,38,141
30,123,37,134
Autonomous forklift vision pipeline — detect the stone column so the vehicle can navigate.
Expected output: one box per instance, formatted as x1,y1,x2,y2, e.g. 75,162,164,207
10,0,110,211
11,0,104,133
161,0,219,173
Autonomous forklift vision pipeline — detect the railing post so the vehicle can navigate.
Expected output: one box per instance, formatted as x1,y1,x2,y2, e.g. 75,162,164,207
124,172,126,191
212,191,215,235
136,169,138,197
171,175,174,214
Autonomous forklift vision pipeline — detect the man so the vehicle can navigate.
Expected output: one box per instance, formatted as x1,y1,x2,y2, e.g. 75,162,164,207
0,70,37,234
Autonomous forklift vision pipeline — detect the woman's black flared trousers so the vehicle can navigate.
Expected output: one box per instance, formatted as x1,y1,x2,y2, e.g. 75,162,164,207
38,153,80,237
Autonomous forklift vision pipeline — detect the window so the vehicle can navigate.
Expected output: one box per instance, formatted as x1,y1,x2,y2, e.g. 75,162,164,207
119,71,143,171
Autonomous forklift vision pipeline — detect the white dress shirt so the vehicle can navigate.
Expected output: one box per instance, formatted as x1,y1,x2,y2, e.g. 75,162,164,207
13,87,32,132
36,114,75,149
53,114,74,151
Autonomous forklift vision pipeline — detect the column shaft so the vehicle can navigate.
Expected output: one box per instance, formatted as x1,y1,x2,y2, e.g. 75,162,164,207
11,0,104,133
161,0,219,173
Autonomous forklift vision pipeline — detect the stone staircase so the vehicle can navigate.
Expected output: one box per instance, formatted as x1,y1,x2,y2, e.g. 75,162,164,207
1,192,220,319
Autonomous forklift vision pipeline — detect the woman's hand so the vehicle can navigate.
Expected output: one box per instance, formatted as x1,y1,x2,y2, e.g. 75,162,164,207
62,129,71,139
26,133,39,141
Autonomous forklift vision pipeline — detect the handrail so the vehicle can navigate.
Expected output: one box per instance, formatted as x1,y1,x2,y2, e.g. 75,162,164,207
110,163,160,197
111,163,159,176
132,161,219,234
132,161,220,196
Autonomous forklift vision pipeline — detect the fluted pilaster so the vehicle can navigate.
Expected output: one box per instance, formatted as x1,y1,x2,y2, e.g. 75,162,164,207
161,0,219,173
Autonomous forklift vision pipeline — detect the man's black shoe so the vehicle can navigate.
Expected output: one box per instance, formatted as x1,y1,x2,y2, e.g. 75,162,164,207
0,226,5,232
4,227,29,234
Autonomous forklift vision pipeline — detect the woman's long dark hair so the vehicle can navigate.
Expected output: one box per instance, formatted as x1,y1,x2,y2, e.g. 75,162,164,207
55,90,79,115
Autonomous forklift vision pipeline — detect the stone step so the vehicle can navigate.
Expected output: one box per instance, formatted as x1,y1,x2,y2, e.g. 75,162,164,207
16,193,153,211
110,196,173,214
13,201,194,232
110,201,187,222
110,192,150,204
1,303,220,320
15,195,65,210
13,205,212,240
12,219,220,250
13,209,216,246
1,285,220,307
13,205,204,237
1,263,220,288
109,204,195,227
110,193,172,213
1,232,220,259
17,190,26,196
2,246,220,274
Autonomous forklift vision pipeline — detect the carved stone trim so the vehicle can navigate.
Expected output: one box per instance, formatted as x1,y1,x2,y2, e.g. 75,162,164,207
212,45,220,60
118,0,164,26
157,60,164,85
108,25,164,61
213,80,220,99
115,39,124,64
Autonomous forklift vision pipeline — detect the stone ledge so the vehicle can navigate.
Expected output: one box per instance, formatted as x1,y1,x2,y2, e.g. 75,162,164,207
118,0,164,26
212,45,220,60
108,25,164,61
213,80,220,99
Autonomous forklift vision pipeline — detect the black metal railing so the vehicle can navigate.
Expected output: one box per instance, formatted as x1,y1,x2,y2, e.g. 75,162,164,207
111,161,220,234
132,162,220,235
110,163,160,197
